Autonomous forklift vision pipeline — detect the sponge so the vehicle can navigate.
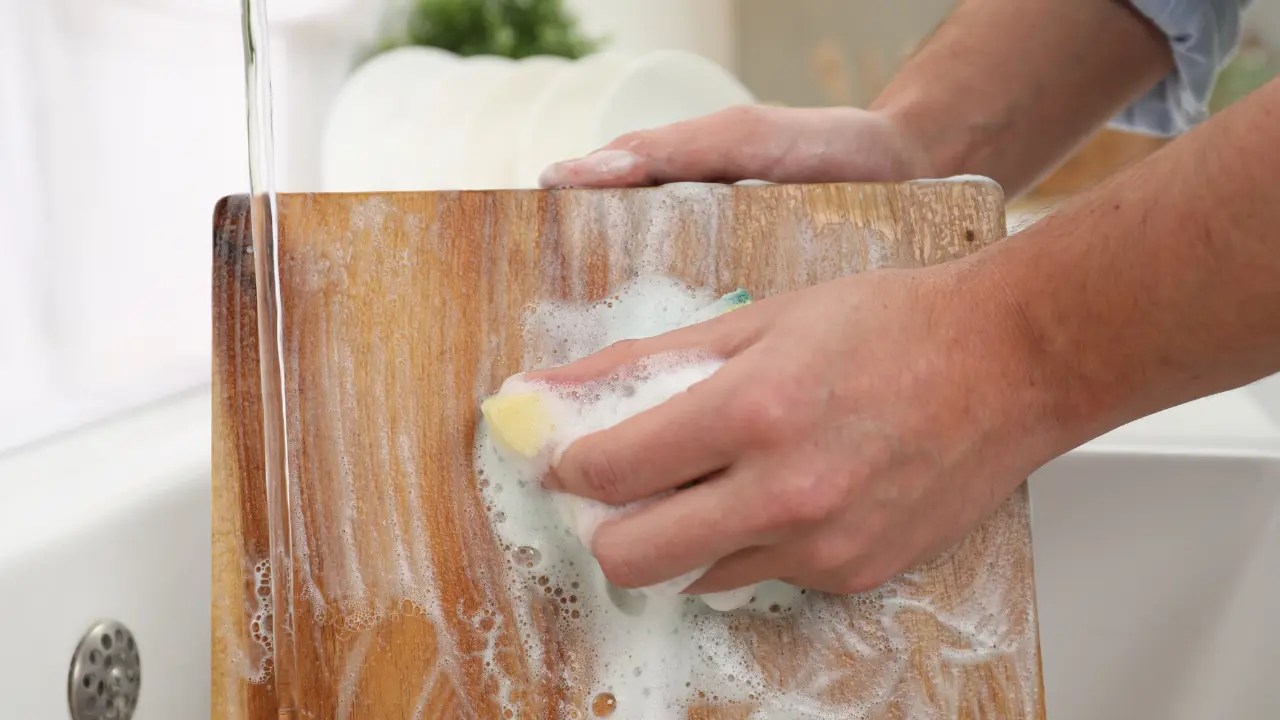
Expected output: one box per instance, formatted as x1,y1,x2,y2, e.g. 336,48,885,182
480,389,553,458
716,288,752,314
688,288,753,324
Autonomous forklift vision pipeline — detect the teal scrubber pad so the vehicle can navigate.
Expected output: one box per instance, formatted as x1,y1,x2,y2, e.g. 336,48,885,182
689,288,753,324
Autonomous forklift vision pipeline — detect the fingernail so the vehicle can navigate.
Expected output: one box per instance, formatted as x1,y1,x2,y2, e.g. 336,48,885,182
539,150,639,188
549,440,571,468
541,468,563,491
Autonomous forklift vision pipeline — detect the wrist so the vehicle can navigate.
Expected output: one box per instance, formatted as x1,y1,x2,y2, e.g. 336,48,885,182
871,84,998,182
952,246,1105,472
854,107,940,180
774,106,939,182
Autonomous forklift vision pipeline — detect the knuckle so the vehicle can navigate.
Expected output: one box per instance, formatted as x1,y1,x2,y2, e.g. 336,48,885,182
575,445,627,504
614,130,656,156
773,470,847,525
804,539,851,575
732,385,796,445
722,103,767,126
595,548,646,590
602,338,641,361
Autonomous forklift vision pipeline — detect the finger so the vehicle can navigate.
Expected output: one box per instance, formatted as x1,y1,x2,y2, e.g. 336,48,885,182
528,304,759,386
591,445,857,589
545,359,747,504
688,539,885,597
588,462,791,590
682,541,810,595
538,105,788,189
782,556,898,597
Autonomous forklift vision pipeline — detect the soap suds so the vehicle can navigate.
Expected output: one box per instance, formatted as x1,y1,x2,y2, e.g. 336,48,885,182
473,273,1038,718
907,174,1000,186
243,557,275,684
266,186,1038,717
479,277,759,613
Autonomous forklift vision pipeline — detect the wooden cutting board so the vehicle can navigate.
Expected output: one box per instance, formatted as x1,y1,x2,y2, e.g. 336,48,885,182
213,182,1046,719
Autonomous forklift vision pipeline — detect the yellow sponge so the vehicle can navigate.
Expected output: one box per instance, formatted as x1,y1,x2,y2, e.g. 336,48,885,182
481,392,553,458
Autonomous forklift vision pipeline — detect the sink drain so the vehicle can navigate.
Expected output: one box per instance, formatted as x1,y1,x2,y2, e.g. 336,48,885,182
67,620,140,720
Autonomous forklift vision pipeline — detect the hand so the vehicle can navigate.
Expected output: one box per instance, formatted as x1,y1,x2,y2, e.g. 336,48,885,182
538,104,936,189
533,263,1065,595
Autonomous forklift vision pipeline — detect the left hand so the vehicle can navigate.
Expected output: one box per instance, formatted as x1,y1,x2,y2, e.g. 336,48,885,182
532,263,1067,595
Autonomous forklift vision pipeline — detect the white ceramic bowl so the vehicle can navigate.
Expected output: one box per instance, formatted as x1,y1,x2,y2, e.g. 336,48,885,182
320,46,458,192
592,49,755,150
385,54,515,191
460,55,571,190
515,51,635,187
386,54,517,189
516,50,756,187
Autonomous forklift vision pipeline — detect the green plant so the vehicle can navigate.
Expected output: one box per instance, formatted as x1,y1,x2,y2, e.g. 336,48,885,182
373,0,602,60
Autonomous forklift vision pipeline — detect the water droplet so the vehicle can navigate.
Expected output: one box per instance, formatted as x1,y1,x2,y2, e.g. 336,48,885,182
514,546,542,568
592,692,617,717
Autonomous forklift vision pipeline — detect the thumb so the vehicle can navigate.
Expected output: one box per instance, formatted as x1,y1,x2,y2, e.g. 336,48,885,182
538,105,787,189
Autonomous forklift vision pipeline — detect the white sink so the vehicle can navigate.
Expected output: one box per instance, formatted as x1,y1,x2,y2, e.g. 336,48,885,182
1032,386,1280,719
0,384,1274,719
0,390,211,719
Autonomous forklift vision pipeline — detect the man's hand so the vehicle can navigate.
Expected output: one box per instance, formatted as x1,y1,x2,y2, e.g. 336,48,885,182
538,105,934,189
533,77,1280,597
539,0,1172,199
532,264,1060,595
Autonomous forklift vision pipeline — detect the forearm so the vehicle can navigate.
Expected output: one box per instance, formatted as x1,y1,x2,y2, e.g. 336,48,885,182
986,79,1280,453
871,0,1172,198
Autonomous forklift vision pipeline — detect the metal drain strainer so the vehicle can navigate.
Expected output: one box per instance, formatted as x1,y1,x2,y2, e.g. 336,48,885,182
67,620,140,720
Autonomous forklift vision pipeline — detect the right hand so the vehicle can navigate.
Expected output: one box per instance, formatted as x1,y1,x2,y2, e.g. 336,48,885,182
538,104,935,189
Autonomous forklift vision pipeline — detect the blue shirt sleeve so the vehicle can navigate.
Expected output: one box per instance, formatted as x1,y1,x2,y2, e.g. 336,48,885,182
1111,0,1253,136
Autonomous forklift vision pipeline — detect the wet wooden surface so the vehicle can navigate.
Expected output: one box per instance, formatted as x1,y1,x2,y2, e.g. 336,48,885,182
212,194,280,720
212,182,1046,719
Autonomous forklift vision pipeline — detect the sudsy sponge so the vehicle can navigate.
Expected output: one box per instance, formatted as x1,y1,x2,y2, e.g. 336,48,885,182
480,289,751,460
480,391,553,459
477,288,758,612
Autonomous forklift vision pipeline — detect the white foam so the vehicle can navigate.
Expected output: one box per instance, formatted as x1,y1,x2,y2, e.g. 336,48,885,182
907,173,1000,186
476,276,783,717
472,271,1040,719
487,352,755,606
246,558,274,684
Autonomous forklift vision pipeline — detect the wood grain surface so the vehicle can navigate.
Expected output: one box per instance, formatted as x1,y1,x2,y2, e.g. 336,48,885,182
212,194,281,719
212,182,1046,719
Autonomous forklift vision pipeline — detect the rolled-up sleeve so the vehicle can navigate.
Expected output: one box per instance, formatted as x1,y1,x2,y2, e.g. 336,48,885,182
1111,0,1253,136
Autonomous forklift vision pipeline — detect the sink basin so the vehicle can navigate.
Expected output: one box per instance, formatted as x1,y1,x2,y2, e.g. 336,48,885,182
1032,427,1280,719
0,381,1274,718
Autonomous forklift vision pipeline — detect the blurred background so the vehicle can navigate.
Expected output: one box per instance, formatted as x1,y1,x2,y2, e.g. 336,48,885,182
1,3,1278,719
0,0,1276,456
